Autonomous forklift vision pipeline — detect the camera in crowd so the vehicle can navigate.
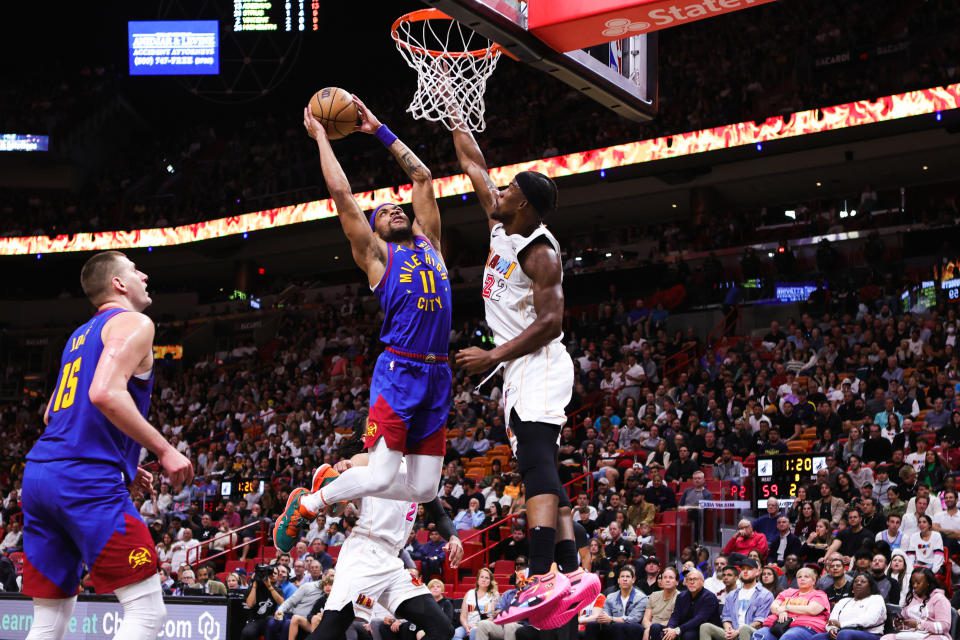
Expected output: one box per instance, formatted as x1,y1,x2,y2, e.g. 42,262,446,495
254,564,274,582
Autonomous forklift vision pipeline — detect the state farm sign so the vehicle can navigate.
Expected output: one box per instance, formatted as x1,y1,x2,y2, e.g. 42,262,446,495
528,0,777,52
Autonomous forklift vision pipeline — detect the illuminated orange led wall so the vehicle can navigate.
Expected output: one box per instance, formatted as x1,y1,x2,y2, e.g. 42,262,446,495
2,83,958,256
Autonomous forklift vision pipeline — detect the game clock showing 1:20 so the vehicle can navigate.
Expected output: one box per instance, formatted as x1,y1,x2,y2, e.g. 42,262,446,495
755,454,827,509
221,479,265,498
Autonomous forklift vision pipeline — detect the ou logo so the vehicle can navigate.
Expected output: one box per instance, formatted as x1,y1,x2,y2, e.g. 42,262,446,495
602,17,651,37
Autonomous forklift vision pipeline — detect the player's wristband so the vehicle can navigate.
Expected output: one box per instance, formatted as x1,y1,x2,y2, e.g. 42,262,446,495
375,124,398,147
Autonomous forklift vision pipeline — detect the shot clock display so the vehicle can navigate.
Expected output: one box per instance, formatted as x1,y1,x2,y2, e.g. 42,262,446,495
755,453,826,508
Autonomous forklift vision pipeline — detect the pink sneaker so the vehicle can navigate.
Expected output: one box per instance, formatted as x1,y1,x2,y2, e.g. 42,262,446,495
528,568,602,629
494,571,571,626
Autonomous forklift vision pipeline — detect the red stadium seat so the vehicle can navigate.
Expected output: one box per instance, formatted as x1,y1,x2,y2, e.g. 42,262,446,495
492,560,515,575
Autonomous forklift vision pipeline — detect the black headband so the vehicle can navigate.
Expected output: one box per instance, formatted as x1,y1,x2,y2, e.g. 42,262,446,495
515,171,558,218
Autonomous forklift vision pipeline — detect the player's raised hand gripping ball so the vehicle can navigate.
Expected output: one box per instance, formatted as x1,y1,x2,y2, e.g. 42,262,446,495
309,87,359,140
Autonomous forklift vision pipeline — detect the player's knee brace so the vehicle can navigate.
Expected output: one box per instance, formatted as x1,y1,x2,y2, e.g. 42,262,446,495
25,597,78,640
396,594,455,640
512,419,564,499
112,575,167,640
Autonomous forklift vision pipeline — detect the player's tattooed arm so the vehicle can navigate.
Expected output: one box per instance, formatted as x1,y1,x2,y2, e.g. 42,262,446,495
353,96,443,250
304,106,386,285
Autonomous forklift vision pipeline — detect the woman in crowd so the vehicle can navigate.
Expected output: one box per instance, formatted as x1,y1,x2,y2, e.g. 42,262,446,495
880,568,951,640
835,473,856,502
803,519,834,564
754,567,830,640
155,532,175,565
455,568,498,640
588,538,612,582
811,574,886,640
641,566,679,640
905,515,944,574
886,551,911,606
761,565,784,597
794,500,818,539
919,451,948,492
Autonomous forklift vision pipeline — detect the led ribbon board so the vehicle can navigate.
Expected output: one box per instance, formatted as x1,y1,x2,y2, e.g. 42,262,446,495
2,83,958,256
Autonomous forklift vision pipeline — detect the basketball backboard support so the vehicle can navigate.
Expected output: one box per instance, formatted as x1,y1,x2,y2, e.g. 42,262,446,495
419,0,659,122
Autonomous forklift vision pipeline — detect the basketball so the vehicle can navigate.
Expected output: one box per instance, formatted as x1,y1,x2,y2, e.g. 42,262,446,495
310,87,359,140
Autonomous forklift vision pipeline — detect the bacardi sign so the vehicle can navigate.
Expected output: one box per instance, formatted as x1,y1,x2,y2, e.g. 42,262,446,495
528,0,777,52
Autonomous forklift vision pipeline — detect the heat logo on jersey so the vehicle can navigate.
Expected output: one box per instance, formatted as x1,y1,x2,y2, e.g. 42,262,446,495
365,422,378,438
486,250,518,279
398,246,448,313
356,594,375,609
128,547,153,569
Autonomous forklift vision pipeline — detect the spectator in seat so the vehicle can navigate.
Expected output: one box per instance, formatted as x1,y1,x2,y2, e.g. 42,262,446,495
270,572,329,640
645,471,678,512
753,567,829,640
713,448,746,485
770,516,803,567
648,569,720,640
454,497,486,531
413,529,446,580
581,564,647,640
723,519,769,562
869,554,902,605
628,489,657,529
196,564,228,596
680,471,714,509
0,521,22,553
666,446,699,482
816,573,887,640
642,565,679,639
814,483,846,528
305,538,334,571
826,509,874,566
472,581,522,640
754,497,783,547
700,558,774,640
880,568,951,640
818,556,853,606
489,526,528,565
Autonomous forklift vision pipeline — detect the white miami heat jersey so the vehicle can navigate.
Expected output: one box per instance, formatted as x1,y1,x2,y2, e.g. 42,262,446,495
352,495,418,553
483,223,573,426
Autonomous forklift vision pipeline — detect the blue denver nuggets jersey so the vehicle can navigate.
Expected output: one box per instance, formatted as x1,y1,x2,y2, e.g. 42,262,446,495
374,236,452,354
27,308,153,482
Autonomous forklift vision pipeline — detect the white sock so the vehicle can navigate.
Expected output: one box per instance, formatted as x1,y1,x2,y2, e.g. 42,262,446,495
25,596,77,640
301,441,443,512
112,574,167,640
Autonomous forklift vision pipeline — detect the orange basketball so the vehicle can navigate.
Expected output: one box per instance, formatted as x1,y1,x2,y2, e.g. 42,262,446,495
310,87,359,140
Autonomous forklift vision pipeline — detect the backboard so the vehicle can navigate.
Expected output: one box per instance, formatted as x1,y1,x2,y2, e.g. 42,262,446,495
420,0,659,122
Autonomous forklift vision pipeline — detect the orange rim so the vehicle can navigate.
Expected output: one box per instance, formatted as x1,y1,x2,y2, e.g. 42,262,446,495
391,8,502,59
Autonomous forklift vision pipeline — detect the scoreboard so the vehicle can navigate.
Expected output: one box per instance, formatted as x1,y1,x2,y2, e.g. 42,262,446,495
232,0,320,32
755,453,827,509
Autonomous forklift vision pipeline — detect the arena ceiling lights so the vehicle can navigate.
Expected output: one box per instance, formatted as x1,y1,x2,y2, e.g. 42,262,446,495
2,83,958,256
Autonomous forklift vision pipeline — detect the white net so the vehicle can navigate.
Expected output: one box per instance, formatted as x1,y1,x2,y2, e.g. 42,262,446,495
392,11,502,133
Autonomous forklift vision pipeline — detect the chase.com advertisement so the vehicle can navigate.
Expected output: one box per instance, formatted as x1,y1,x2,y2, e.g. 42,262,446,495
0,596,227,640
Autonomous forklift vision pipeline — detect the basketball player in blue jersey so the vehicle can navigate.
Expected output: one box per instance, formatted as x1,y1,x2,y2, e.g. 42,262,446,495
274,97,452,552
22,250,193,640
448,120,600,629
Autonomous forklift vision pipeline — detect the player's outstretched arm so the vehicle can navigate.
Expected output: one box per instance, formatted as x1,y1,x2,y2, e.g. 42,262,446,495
303,106,386,287
457,242,563,374
89,311,193,486
451,127,500,227
354,97,442,252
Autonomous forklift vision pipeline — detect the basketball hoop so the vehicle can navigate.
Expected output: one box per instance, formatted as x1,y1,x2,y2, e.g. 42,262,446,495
391,9,502,133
